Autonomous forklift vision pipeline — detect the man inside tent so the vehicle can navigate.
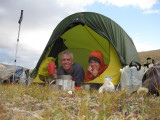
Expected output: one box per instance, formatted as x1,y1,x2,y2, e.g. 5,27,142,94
56,51,85,87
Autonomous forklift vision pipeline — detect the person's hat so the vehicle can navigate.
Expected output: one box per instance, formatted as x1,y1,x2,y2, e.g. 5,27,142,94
88,57,101,65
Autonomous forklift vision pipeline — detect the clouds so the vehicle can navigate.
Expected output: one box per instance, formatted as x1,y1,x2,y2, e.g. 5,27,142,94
107,0,157,9
101,0,160,14
58,0,158,10
0,0,159,69
57,0,160,15
143,9,160,14
135,42,160,52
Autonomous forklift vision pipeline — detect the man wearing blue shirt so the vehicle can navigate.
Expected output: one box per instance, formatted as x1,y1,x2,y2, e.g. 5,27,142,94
57,51,84,87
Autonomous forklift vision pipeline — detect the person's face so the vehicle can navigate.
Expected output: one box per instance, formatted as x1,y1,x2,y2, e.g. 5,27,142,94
61,54,74,71
89,60,101,71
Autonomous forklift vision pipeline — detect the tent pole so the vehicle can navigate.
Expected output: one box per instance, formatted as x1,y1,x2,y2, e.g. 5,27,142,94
13,10,23,84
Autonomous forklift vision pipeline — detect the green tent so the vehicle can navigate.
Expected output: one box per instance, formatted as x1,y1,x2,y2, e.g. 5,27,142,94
31,12,140,85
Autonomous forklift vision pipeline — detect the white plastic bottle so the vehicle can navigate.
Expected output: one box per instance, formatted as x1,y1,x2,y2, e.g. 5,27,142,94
99,77,114,93
104,77,115,92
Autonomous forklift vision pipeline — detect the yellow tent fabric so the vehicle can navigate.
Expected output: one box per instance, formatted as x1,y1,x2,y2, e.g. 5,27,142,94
33,56,55,83
84,44,122,85
33,24,122,85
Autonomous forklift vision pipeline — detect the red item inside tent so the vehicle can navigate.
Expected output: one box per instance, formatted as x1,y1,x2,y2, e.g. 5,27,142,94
48,62,56,75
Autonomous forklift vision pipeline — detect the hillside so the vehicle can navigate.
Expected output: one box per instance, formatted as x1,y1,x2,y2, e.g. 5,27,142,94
138,49,160,65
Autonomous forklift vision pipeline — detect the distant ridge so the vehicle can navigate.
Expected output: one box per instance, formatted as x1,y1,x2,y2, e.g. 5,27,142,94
138,49,160,65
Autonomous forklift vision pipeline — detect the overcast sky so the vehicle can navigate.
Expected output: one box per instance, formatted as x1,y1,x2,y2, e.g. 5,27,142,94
0,0,160,69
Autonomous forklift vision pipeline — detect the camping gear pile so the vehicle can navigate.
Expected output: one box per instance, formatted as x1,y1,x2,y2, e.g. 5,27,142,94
0,64,30,85
119,58,160,95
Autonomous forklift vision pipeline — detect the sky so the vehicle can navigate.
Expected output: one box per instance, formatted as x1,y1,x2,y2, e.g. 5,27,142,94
0,0,160,69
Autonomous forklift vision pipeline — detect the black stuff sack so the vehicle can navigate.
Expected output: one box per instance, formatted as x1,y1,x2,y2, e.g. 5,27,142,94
142,64,160,96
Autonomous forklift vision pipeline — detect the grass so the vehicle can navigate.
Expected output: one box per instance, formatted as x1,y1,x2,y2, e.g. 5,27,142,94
0,84,160,120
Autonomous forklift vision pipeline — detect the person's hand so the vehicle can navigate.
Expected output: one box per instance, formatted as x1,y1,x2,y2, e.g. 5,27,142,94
88,66,98,77
53,69,57,78
92,69,98,77
88,66,93,74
